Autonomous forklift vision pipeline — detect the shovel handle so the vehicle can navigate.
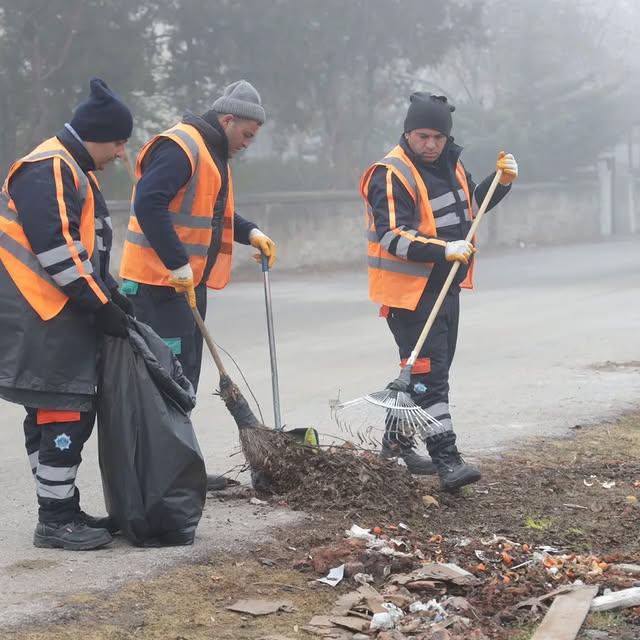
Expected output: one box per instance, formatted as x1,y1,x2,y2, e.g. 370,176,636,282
406,170,503,368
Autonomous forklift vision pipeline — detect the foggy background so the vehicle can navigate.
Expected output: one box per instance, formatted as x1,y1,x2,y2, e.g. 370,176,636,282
1,0,639,200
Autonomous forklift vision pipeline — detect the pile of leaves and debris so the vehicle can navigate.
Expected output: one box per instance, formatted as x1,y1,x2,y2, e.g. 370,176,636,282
258,443,423,518
295,522,640,639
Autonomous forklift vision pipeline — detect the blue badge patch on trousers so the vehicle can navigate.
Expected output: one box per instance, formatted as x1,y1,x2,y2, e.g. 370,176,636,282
163,337,182,355
413,382,428,394
54,434,72,451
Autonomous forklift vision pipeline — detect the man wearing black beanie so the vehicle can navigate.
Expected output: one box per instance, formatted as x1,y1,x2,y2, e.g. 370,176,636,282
0,77,134,550
360,92,518,491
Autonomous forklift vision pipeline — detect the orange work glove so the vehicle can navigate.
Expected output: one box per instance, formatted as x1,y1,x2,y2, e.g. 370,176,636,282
249,230,277,268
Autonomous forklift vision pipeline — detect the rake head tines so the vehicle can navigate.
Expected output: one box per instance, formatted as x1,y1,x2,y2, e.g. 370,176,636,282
332,385,446,447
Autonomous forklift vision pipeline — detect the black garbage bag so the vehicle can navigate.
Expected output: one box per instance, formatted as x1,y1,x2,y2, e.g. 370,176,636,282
97,319,206,546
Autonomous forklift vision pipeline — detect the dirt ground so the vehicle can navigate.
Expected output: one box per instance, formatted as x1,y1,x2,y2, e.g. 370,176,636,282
4,415,640,640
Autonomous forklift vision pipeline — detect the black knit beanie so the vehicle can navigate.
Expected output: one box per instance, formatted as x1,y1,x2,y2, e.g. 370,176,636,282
403,92,455,135
70,77,133,142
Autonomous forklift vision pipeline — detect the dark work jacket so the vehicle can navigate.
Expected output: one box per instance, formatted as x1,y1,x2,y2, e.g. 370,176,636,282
133,112,257,280
0,126,117,411
367,135,511,296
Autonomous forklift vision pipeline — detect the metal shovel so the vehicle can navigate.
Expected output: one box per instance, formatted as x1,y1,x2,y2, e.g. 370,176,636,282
258,254,317,447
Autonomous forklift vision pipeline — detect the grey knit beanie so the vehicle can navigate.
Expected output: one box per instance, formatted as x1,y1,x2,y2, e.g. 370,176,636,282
212,80,265,124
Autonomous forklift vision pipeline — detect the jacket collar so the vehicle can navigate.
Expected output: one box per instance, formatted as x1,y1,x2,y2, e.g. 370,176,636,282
56,125,97,173
182,111,229,163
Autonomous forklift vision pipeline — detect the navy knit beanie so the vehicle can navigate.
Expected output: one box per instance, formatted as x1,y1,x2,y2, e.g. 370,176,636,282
70,77,133,142
403,92,455,135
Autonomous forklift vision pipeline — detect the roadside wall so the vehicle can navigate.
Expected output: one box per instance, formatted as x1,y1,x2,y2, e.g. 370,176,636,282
107,179,638,274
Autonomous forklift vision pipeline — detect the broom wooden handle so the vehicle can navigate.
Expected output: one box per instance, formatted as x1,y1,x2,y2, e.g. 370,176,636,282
190,304,228,377
406,169,503,367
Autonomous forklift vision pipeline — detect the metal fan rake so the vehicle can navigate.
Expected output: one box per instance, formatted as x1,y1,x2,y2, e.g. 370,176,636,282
332,369,446,447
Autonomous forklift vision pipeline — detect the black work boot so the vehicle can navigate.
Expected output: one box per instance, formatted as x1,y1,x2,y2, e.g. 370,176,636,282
78,510,120,535
381,438,437,475
33,520,113,551
427,432,481,492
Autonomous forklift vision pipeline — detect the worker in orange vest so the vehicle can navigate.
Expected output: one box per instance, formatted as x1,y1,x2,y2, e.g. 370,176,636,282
119,80,275,397
0,78,134,549
361,92,518,491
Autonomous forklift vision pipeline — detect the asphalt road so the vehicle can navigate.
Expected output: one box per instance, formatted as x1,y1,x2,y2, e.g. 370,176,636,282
1,238,639,627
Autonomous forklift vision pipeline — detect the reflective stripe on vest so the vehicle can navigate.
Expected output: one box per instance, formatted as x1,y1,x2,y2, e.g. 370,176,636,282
367,255,432,277
17,147,89,205
119,122,235,290
124,228,210,256
0,139,98,320
380,155,420,207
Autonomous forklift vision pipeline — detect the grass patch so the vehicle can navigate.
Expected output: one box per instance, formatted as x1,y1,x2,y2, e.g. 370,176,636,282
524,516,552,530
585,610,627,631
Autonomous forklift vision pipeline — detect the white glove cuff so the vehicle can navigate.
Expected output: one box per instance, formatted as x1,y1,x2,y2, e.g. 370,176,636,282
249,228,266,241
170,263,193,279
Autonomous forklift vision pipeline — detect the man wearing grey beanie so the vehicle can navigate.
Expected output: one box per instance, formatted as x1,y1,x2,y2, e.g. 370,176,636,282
118,80,276,495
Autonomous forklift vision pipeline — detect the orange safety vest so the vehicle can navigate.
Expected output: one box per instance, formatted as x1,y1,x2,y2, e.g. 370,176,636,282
119,122,235,289
0,138,100,321
360,144,474,311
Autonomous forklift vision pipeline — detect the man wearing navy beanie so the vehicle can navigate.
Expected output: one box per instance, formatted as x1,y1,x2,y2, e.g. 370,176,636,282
0,77,134,550
69,77,133,167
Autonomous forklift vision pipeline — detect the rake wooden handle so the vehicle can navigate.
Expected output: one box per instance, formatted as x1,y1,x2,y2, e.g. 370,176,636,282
406,169,503,367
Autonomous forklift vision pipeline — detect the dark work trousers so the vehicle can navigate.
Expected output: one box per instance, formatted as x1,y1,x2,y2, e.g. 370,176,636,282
126,282,208,392
385,283,460,448
23,408,95,524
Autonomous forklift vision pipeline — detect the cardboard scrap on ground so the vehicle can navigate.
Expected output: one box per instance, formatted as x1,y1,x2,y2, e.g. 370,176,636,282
330,590,365,616
226,599,295,616
515,585,580,612
307,613,367,630
305,582,387,637
530,585,598,640
356,583,386,614
391,562,480,587
329,615,369,632
302,618,353,640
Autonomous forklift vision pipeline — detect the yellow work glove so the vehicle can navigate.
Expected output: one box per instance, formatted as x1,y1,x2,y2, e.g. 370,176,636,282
168,264,196,309
496,151,518,185
445,240,475,265
249,230,277,268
